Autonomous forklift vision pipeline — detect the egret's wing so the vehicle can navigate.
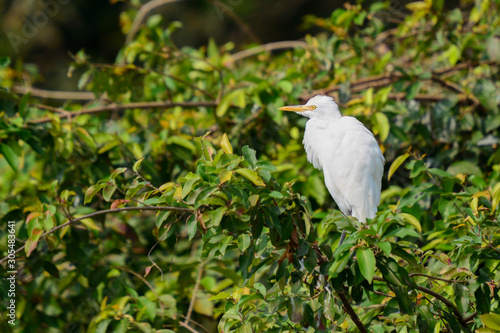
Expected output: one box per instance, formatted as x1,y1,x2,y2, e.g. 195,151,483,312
321,117,384,222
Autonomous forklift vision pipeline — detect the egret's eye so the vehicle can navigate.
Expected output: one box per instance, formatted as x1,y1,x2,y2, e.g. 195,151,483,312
311,105,317,110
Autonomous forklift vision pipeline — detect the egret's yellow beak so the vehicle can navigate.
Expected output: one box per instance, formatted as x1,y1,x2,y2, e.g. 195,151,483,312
278,105,316,112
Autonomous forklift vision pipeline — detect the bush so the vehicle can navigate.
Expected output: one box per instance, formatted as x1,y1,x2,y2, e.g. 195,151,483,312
1,1,500,332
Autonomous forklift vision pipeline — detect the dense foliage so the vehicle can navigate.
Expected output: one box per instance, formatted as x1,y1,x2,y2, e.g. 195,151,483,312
1,0,500,332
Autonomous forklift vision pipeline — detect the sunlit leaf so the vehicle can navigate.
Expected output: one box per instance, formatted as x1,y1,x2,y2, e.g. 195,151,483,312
220,133,233,154
356,247,376,284
388,153,410,180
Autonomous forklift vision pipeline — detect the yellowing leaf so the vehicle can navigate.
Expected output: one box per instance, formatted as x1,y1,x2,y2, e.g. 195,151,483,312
235,168,266,187
194,294,214,317
491,183,500,212
481,313,500,331
80,218,101,231
133,157,145,172
248,194,259,206
173,185,183,201
159,182,175,192
219,169,232,184
26,212,42,224
399,213,422,232
388,153,410,180
220,133,233,154
406,1,430,12
75,127,96,150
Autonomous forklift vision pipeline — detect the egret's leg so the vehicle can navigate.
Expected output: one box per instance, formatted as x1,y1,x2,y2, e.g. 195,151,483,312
339,232,346,245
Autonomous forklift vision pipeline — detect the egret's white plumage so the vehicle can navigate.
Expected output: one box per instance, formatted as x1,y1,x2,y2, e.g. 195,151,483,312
279,95,384,224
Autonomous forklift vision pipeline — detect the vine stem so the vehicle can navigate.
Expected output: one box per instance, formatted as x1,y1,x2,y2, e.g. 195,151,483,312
0,206,193,265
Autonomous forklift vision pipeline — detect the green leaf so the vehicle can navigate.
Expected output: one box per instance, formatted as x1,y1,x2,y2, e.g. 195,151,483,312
19,92,30,119
447,160,483,177
394,286,413,314
84,184,105,204
111,167,127,179
216,89,246,117
356,247,376,284
235,168,266,187
376,256,408,287
373,112,390,142
209,291,231,301
242,145,257,168
0,56,11,68
137,296,156,322
187,215,197,240
481,314,500,331
75,127,96,150
388,153,409,180
133,157,145,172
182,175,200,199
376,242,391,256
237,233,251,252
427,168,453,178
0,143,19,172
102,183,116,202
445,45,461,65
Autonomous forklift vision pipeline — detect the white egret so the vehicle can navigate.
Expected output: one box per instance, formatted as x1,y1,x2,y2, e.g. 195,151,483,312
279,95,384,243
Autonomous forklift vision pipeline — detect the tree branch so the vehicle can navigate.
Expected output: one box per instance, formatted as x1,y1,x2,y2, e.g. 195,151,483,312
300,60,499,102
12,85,95,100
28,100,218,124
373,276,471,331
409,273,467,284
336,291,368,333
228,40,308,63
0,206,193,265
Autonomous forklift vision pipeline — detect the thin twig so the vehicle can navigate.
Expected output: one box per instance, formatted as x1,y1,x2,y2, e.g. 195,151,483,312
28,100,218,124
114,265,165,312
134,172,164,194
229,40,308,63
184,261,206,326
0,206,193,265
179,321,201,333
409,273,467,284
126,0,184,44
208,0,260,44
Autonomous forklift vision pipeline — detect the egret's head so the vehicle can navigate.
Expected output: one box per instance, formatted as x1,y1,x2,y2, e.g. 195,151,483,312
278,95,341,119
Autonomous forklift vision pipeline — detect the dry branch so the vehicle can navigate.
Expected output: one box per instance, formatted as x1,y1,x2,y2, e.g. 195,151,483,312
12,85,95,100
28,100,218,124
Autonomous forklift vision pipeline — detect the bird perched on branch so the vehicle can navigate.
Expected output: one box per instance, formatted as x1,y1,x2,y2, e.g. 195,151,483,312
279,95,384,244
